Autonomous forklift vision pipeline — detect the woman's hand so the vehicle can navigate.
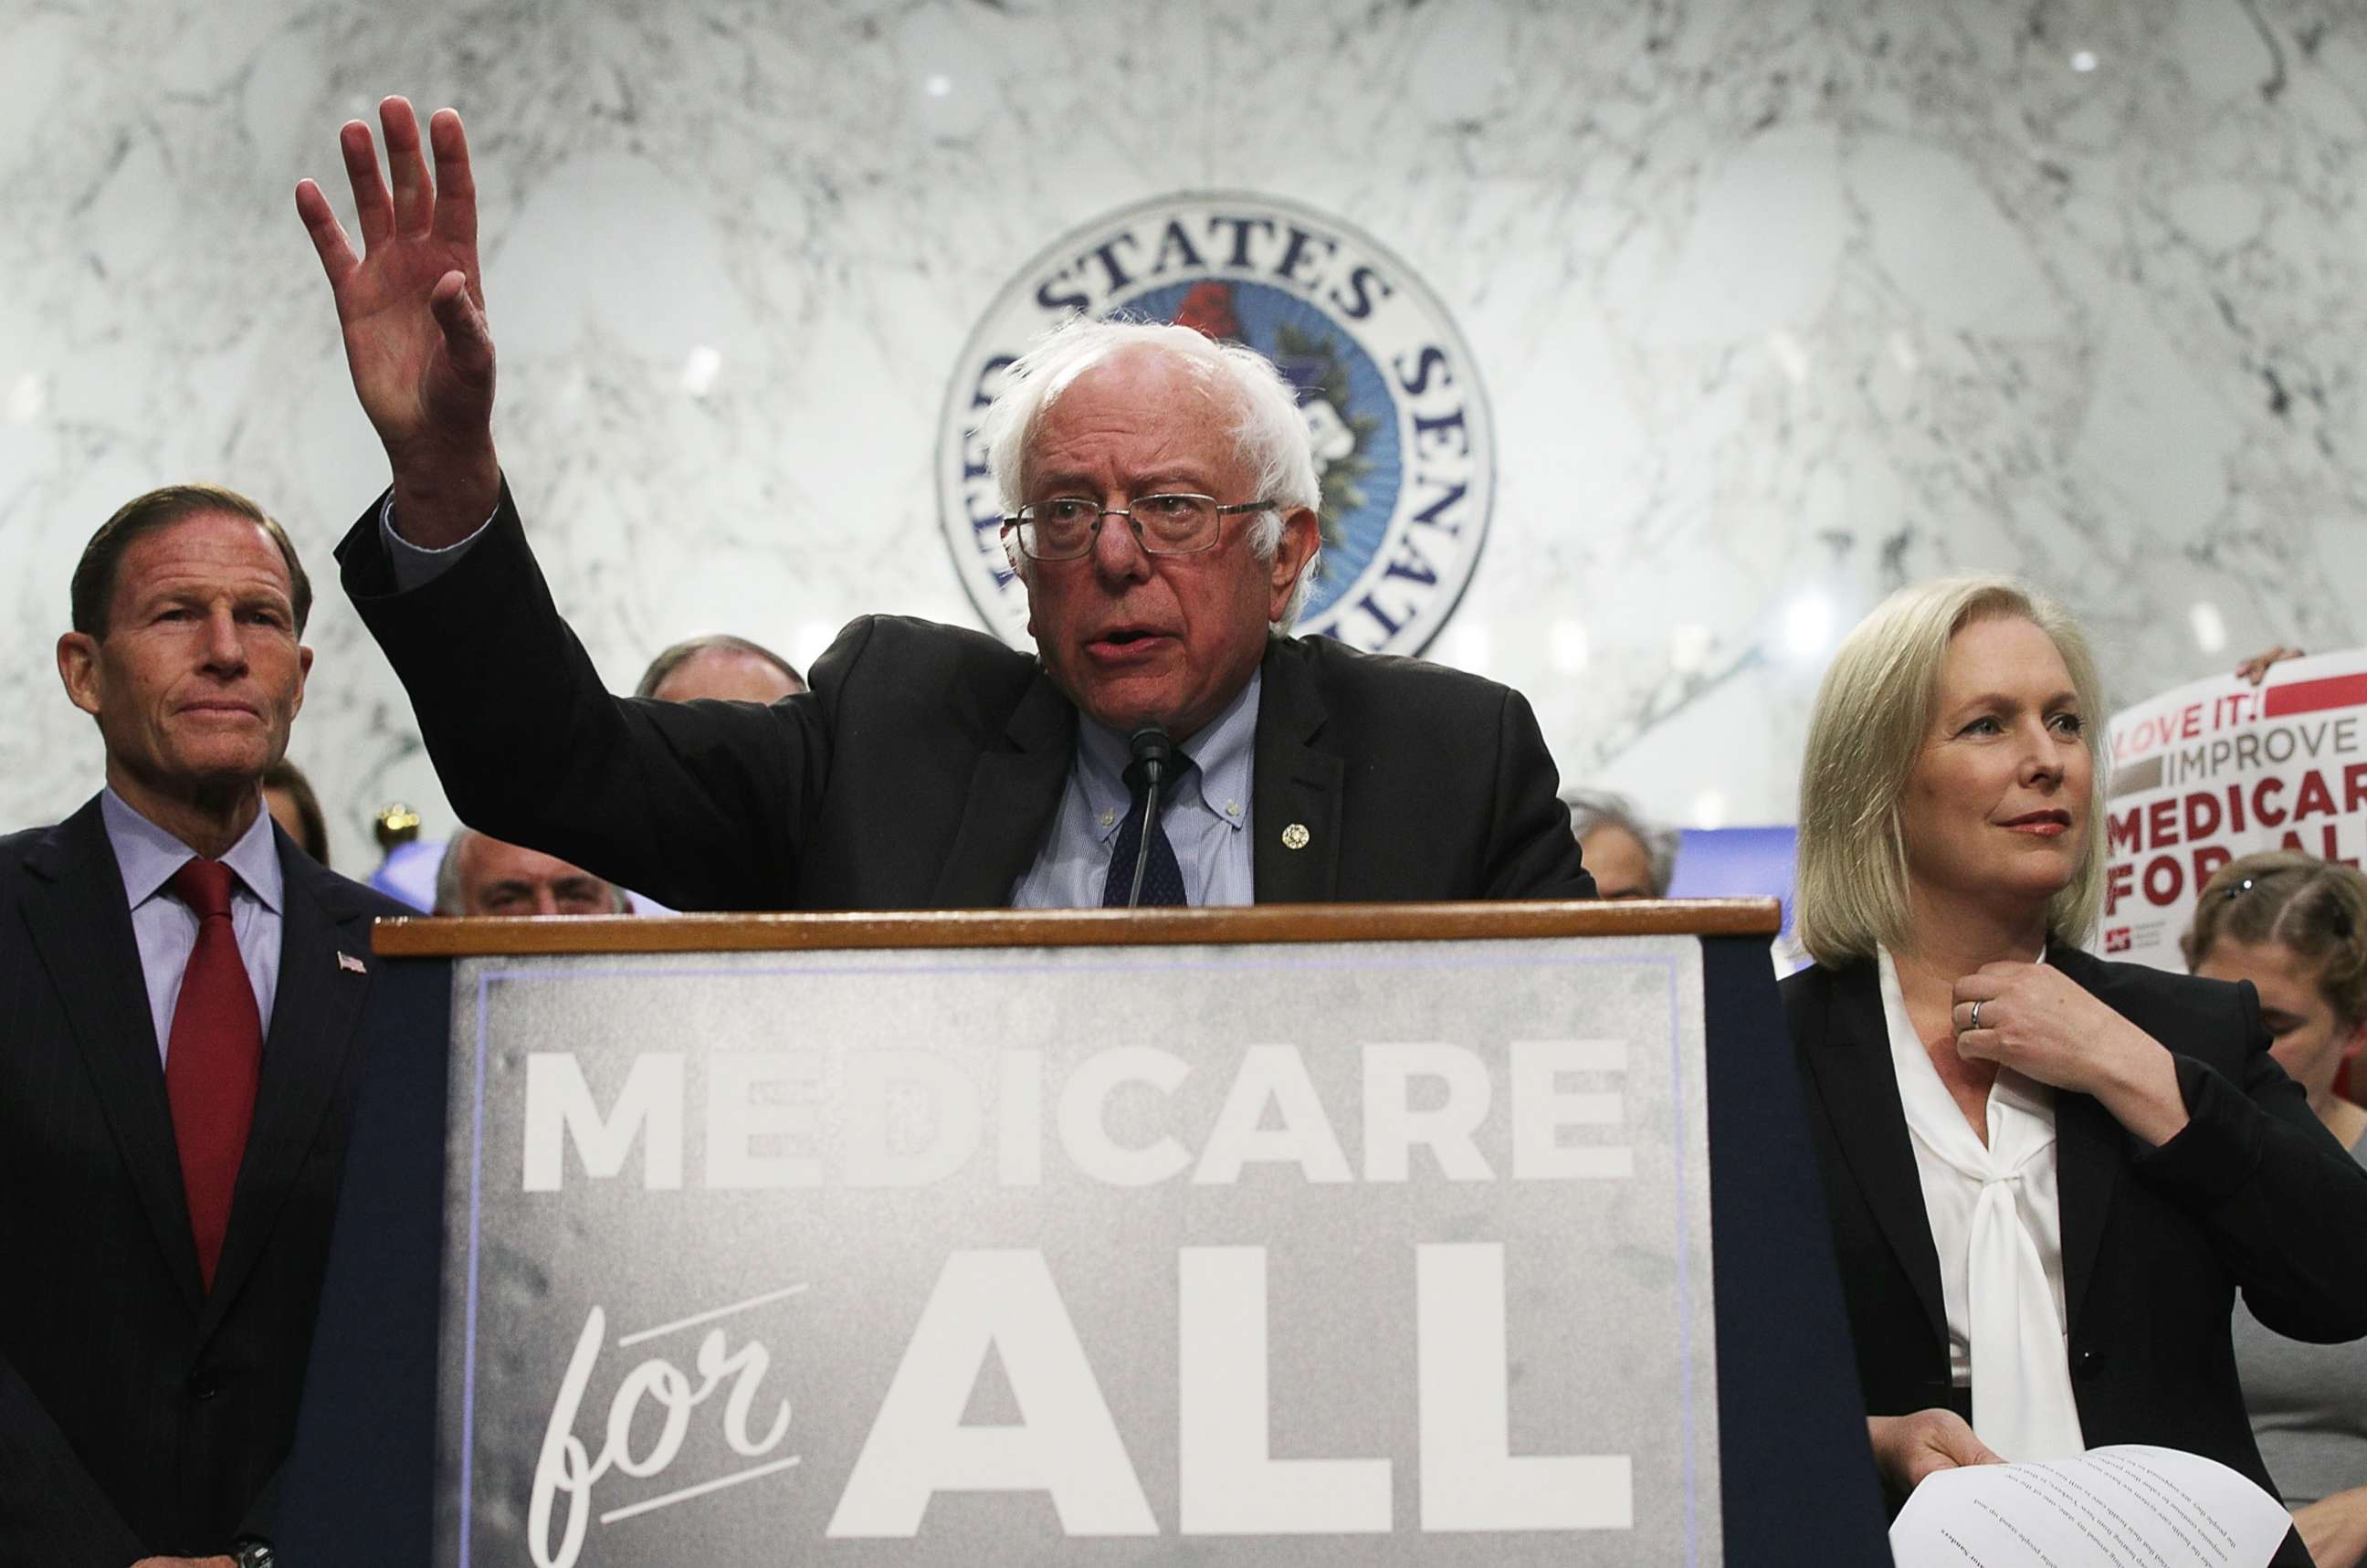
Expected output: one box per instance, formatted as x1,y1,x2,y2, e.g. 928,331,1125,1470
2297,1486,2367,1568
1952,963,2192,1145
1867,1409,2003,1495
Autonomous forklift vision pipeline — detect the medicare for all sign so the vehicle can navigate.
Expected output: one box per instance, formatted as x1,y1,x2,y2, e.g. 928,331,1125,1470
440,942,1720,1568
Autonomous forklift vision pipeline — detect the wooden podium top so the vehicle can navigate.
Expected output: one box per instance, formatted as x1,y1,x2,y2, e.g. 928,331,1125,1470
370,898,1782,957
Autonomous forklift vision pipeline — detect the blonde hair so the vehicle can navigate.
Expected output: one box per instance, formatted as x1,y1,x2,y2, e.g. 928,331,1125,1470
1794,575,2109,967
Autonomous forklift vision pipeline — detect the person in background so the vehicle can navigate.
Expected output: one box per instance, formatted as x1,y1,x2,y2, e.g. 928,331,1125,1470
1563,788,1677,900
262,759,331,865
2227,644,2362,1107
1783,574,2367,1568
635,634,805,703
433,826,630,916
2184,851,2367,1568
361,803,437,912
622,636,806,912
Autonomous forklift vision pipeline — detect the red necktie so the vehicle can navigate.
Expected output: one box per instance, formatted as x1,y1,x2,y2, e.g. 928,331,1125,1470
165,858,261,1292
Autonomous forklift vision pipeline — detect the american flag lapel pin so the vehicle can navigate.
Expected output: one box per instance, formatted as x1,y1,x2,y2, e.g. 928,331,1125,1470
337,951,368,975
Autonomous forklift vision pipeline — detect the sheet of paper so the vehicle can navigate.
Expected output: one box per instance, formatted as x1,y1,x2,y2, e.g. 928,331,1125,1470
1889,1445,2293,1568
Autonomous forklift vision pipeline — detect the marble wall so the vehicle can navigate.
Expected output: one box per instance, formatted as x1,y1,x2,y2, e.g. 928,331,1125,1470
5,0,2363,870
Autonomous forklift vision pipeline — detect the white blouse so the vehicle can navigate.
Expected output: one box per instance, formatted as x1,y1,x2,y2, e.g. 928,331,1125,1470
1877,945,2087,1460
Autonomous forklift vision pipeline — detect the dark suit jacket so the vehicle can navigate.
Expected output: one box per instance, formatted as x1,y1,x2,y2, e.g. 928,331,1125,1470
336,489,1593,909
1784,948,2367,1546
0,798,409,1564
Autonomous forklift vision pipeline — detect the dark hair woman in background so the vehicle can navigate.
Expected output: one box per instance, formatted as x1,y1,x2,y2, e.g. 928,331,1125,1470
262,759,331,865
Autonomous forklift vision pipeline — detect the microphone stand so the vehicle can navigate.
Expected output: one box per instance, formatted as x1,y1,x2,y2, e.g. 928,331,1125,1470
1125,723,1175,909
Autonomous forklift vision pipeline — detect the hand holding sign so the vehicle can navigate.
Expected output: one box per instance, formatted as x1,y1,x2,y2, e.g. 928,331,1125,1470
2236,647,2307,687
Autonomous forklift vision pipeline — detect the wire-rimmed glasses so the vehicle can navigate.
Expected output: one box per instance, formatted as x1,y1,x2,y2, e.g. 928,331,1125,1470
1004,493,1272,561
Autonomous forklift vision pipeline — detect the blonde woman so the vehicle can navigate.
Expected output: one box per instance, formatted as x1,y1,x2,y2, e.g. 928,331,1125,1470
1783,576,2367,1566
2186,853,2367,1568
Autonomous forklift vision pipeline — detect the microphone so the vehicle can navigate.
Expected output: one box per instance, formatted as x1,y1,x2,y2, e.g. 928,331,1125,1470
1123,723,1175,909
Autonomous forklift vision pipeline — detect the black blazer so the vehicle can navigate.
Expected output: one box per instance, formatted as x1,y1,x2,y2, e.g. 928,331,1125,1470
1783,948,2367,1511
335,488,1594,909
0,799,409,1563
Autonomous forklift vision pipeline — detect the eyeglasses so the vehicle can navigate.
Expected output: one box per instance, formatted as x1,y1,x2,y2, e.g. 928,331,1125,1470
1003,493,1272,561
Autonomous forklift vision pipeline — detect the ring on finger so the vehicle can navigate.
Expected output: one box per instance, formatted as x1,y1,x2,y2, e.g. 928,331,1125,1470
1968,1000,1983,1032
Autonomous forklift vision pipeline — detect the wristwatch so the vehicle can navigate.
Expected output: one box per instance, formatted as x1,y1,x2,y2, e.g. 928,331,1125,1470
229,1537,276,1568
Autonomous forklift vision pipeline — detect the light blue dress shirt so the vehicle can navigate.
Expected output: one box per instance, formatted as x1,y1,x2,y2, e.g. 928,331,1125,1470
381,496,479,592
1011,670,1259,909
101,790,283,1062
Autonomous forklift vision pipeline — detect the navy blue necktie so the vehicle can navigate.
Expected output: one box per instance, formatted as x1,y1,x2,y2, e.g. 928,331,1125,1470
1101,756,1192,907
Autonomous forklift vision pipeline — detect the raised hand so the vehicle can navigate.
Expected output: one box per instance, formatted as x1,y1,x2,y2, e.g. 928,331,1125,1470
295,96,500,546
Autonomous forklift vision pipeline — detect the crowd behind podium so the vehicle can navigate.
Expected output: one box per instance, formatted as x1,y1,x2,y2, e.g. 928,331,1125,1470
4,93,2365,1568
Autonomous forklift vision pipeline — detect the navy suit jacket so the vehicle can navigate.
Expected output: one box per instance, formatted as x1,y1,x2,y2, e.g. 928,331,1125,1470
0,798,408,1563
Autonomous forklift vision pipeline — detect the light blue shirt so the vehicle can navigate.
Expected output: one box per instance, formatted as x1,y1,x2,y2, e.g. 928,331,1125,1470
1011,670,1259,909
381,494,480,592
383,504,1263,907
101,789,283,1061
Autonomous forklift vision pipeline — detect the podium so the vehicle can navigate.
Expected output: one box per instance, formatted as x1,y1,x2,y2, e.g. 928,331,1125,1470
278,902,1887,1566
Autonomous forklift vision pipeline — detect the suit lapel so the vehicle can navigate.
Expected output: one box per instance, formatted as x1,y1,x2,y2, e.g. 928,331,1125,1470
20,799,205,1314
931,672,1077,907
199,835,376,1341
1799,963,1950,1349
1251,641,1343,904
2041,948,2121,1337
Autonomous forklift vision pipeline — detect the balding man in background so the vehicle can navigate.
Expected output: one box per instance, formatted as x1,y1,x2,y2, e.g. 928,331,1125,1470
626,642,804,911
1564,788,1678,900
636,634,805,704
433,827,629,917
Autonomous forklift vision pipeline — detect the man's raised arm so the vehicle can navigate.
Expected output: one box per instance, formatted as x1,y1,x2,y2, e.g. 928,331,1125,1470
294,96,500,548
291,96,840,912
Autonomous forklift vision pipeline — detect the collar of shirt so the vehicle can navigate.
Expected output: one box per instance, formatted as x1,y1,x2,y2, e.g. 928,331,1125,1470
1875,942,2056,1168
101,787,286,915
1073,668,1261,845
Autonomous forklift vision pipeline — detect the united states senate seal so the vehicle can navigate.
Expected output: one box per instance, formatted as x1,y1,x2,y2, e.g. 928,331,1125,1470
938,193,1493,658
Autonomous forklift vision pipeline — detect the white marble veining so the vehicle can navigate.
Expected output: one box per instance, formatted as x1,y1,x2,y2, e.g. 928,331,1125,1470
4,0,2364,869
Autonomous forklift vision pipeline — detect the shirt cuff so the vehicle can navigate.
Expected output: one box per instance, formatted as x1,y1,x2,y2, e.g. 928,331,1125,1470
380,493,498,593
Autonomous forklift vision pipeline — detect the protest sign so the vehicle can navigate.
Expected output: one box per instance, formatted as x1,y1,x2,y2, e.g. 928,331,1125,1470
434,934,1724,1566
2103,650,2367,969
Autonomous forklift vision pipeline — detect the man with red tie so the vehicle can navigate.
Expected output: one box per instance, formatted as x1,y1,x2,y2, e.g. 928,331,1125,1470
0,485,408,1567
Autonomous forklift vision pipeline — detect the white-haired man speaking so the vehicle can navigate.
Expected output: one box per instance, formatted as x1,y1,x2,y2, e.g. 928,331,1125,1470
299,99,1593,910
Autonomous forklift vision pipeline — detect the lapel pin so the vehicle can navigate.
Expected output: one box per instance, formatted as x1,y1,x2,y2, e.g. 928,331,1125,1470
337,951,368,975
1281,823,1311,850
